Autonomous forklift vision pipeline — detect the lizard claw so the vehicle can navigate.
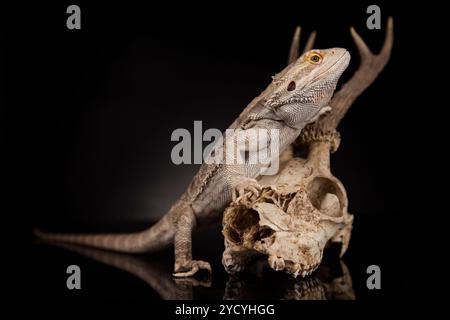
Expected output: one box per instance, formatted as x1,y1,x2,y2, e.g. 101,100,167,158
173,259,212,278
231,177,261,202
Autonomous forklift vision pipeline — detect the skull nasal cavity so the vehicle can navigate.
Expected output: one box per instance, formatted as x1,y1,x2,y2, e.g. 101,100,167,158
307,177,343,217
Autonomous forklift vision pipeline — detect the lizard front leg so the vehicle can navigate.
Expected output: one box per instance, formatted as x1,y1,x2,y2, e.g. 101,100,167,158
173,205,211,277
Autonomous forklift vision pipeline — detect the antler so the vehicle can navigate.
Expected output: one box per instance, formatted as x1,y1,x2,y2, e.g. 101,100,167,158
294,17,394,149
321,17,394,132
287,26,317,64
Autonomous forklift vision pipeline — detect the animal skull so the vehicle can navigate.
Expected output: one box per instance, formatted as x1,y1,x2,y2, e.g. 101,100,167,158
222,138,353,278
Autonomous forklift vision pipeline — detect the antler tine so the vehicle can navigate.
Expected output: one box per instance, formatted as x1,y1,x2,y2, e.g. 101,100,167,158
302,31,317,53
322,17,394,131
288,26,301,65
288,27,318,65
380,16,394,60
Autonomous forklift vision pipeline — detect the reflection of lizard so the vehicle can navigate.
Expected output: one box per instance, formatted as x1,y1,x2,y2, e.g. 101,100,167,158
35,37,350,277
36,239,207,299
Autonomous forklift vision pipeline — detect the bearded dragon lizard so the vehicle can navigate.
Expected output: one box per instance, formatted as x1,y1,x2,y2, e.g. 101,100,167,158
35,47,350,277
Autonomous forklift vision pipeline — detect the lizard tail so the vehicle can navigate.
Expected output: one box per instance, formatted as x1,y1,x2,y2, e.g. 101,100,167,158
33,211,176,253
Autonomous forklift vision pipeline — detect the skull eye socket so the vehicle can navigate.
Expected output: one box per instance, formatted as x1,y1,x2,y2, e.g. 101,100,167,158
287,81,296,91
307,177,344,217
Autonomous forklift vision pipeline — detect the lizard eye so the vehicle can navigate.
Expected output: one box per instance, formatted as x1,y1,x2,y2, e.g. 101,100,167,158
287,81,296,91
308,52,323,64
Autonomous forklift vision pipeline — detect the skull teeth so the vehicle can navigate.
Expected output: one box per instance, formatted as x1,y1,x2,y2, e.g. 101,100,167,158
294,263,319,278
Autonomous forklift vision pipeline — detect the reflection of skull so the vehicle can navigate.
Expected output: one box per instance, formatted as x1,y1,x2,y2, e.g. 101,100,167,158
222,141,353,277
223,258,355,300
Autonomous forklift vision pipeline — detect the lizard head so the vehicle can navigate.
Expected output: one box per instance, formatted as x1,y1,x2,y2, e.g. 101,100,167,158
266,48,350,129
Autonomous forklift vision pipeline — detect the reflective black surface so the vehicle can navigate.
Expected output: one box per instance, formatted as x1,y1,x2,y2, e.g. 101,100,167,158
26,214,412,301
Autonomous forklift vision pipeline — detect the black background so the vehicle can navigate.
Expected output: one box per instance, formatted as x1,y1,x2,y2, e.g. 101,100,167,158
4,0,432,310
